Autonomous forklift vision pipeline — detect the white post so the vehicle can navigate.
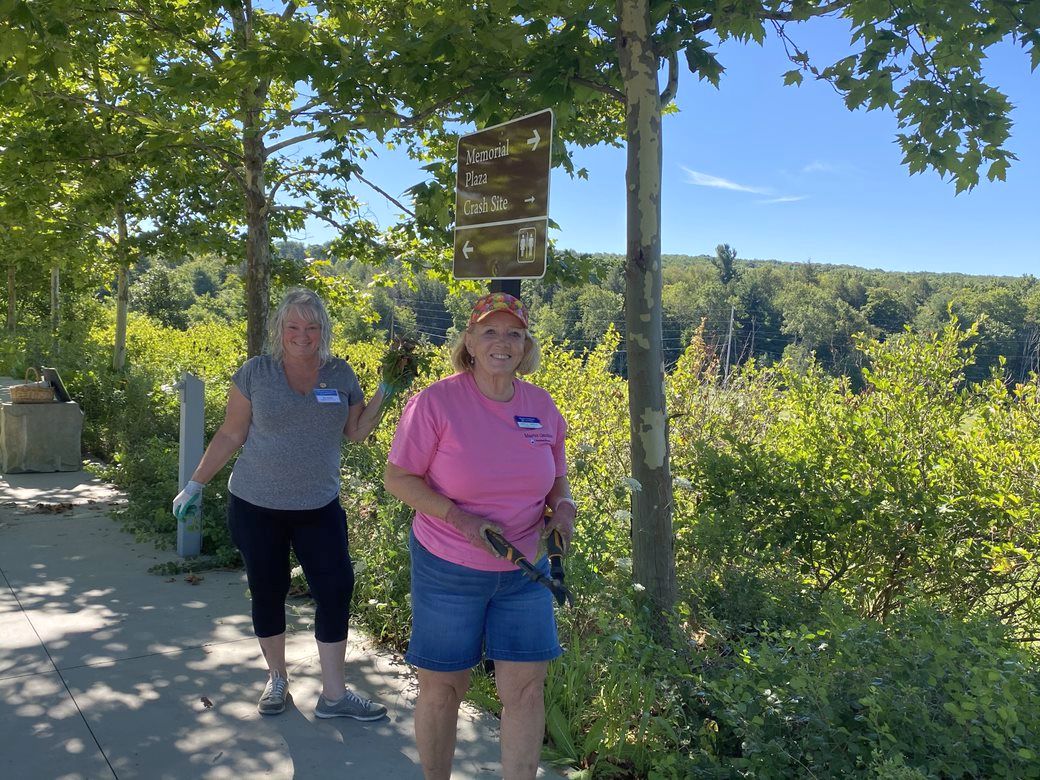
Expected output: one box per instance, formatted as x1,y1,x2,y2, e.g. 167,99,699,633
177,372,205,557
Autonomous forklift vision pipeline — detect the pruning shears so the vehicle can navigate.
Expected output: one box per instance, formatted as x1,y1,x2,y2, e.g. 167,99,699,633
483,520,575,607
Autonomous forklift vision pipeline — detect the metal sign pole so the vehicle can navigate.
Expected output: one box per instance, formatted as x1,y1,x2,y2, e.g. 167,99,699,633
177,372,204,557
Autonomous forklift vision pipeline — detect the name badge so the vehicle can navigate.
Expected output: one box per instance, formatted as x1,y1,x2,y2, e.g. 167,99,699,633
314,388,341,404
514,415,542,429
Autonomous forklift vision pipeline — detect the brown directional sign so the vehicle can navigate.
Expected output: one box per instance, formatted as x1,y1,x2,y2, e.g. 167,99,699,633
454,218,547,280
453,109,553,280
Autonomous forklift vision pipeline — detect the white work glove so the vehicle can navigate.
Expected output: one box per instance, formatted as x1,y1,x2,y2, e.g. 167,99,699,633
172,480,204,520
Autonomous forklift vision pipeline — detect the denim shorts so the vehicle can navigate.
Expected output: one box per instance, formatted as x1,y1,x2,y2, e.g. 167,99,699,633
406,532,563,672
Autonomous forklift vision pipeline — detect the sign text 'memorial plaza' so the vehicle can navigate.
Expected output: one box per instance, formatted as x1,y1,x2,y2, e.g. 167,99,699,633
453,109,553,280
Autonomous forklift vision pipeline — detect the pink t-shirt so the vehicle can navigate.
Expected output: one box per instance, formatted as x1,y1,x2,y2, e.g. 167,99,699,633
388,372,567,571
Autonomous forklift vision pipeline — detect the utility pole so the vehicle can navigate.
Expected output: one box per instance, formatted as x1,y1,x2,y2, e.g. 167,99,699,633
723,305,735,384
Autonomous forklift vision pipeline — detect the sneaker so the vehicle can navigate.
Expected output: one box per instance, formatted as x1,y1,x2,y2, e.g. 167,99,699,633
314,689,387,721
257,673,289,715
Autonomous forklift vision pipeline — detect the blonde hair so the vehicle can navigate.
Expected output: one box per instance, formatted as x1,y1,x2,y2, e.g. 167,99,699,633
266,288,333,365
450,326,541,375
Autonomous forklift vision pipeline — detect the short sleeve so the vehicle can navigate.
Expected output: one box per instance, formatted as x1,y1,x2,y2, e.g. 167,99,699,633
231,357,258,401
388,390,441,477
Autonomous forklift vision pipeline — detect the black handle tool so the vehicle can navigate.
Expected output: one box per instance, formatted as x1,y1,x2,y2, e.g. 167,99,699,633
483,527,574,607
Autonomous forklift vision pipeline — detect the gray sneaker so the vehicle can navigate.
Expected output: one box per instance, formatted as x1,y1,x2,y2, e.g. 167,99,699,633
314,689,387,721
258,673,289,715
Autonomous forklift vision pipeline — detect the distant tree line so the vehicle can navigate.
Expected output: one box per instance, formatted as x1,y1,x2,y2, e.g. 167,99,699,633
83,240,1040,387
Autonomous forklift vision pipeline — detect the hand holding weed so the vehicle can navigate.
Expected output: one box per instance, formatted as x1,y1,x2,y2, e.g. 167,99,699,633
378,337,429,406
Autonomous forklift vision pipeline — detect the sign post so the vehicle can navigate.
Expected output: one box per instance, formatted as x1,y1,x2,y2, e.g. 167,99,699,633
177,372,204,558
454,109,553,282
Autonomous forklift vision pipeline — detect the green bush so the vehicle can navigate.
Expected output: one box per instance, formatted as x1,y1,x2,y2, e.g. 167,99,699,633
697,607,1040,779
669,319,1040,637
12,310,1040,779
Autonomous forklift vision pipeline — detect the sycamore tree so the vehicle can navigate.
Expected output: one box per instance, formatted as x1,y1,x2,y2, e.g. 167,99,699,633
454,0,1037,612
627,0,1038,611
0,101,105,336
1,3,239,366
4,1,623,356
5,1,1037,613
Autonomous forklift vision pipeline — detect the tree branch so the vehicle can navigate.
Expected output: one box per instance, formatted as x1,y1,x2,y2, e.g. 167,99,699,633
659,52,679,105
265,130,326,155
354,171,416,219
270,204,353,233
267,167,326,205
760,1,846,22
112,3,224,65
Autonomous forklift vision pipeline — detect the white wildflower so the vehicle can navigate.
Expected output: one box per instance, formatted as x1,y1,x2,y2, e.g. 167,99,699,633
622,477,643,493
673,476,694,491
290,565,303,579
633,583,646,592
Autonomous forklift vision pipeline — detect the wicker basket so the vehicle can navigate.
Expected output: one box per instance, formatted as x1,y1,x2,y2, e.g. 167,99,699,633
10,367,56,404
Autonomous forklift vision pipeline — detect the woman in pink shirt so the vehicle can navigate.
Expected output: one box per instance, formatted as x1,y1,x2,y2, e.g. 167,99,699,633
384,292,576,780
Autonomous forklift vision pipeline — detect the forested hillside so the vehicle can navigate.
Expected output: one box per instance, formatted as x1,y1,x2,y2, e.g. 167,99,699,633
48,240,1032,386
12,238,1036,389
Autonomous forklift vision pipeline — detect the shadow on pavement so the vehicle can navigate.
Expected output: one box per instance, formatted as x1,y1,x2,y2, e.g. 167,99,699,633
0,495,525,779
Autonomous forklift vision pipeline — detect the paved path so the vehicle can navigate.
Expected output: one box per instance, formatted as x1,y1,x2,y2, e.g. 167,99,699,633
0,470,555,779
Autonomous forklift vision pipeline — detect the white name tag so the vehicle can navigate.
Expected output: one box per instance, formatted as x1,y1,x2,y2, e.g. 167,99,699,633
514,415,542,429
314,388,341,404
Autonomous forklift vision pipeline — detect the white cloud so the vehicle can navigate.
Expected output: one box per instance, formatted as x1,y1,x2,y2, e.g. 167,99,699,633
758,195,807,204
680,166,771,195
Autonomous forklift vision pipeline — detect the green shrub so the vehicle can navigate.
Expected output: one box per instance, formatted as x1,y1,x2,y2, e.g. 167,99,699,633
13,309,1040,779
697,607,1040,779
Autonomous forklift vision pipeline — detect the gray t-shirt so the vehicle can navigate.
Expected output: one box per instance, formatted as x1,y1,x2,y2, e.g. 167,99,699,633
227,355,363,510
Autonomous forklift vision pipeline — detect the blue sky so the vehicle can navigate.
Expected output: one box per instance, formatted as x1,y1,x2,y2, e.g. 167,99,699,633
291,22,1039,278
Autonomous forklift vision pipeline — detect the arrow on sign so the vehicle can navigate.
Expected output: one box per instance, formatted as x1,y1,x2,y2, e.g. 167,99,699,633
526,129,541,151
524,196,535,204
463,240,474,259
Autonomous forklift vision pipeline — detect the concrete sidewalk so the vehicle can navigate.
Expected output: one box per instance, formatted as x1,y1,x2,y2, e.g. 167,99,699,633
0,471,552,779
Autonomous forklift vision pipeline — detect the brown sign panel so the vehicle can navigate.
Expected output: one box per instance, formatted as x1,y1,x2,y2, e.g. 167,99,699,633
453,218,547,280
454,109,553,280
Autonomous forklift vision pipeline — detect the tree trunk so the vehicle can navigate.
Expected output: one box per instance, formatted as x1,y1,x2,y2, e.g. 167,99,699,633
50,265,60,330
233,4,272,358
243,125,271,357
113,205,129,371
616,0,676,612
6,264,14,332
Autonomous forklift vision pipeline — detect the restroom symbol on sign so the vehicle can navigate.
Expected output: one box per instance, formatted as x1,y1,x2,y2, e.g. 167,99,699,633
517,227,537,263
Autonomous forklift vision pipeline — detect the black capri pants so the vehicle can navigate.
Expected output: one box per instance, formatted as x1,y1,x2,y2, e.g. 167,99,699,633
227,494,354,643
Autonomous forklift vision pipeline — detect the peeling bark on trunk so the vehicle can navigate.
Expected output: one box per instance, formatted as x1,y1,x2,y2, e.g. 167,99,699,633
617,0,676,612
50,265,60,330
113,205,129,371
6,265,15,332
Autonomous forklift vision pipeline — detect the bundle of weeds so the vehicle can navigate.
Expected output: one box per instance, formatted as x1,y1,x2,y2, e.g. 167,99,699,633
379,336,431,403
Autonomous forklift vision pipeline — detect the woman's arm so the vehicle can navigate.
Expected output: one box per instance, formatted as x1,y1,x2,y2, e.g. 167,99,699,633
343,386,387,442
543,475,576,545
383,462,500,553
188,384,252,485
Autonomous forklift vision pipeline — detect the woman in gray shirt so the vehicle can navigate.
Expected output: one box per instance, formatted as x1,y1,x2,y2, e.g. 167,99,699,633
172,288,387,720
